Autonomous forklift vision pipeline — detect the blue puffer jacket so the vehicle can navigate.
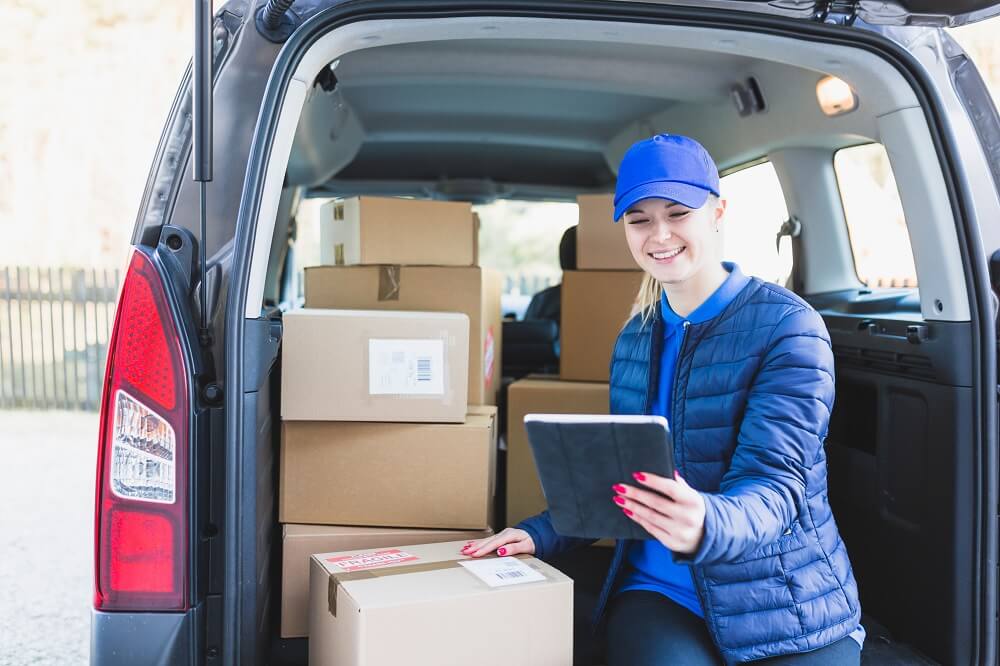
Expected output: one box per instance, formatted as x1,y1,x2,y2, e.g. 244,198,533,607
517,277,861,664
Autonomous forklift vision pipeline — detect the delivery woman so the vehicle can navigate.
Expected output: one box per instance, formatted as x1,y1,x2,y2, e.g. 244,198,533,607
462,134,864,665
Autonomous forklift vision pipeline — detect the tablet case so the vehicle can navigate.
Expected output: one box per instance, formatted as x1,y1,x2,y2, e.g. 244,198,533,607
524,415,676,540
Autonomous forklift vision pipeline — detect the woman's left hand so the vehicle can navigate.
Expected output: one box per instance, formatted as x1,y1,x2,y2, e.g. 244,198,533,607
613,471,706,556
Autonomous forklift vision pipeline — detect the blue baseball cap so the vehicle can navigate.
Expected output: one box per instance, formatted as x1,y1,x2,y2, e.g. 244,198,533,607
613,134,720,222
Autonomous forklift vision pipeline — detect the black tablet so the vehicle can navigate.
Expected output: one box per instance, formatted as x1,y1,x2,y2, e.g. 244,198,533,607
523,414,676,540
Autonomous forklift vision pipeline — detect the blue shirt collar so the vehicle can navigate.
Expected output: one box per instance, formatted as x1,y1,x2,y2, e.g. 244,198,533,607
659,262,750,326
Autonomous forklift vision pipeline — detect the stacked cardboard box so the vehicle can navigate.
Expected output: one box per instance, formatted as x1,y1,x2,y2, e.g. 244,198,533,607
304,264,502,405
279,197,501,639
500,197,639,547
309,541,572,665
560,194,643,382
505,377,609,526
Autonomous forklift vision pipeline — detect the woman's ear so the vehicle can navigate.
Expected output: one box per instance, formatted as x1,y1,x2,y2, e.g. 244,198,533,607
713,197,727,232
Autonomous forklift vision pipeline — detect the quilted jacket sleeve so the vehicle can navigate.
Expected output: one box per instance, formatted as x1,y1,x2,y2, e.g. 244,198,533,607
514,510,597,561
680,306,835,566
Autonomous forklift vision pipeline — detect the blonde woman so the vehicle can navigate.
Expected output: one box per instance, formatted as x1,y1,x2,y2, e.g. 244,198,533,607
464,134,863,665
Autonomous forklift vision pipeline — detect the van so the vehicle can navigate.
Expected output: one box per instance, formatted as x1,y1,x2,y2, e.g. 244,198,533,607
90,1,1000,664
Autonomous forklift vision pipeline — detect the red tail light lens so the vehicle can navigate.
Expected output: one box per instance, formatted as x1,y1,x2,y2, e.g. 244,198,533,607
94,250,189,611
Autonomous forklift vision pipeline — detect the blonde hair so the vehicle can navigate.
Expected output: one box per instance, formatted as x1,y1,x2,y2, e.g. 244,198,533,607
634,273,664,327
627,194,722,328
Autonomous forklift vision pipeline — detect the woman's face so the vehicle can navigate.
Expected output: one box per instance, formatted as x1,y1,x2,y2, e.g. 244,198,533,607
622,196,725,285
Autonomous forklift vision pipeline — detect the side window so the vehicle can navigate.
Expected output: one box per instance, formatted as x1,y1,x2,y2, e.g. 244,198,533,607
719,161,793,286
833,143,917,288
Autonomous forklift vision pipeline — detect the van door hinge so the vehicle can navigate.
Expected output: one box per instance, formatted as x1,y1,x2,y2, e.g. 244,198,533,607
815,0,858,25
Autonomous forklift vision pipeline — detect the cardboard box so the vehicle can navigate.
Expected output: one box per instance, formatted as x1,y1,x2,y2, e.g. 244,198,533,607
576,194,637,270
309,541,573,665
280,409,497,529
320,197,476,267
282,524,493,638
280,308,469,423
304,265,502,405
506,377,609,525
560,270,644,382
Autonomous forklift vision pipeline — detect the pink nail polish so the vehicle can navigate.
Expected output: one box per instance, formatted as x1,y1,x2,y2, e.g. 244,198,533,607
613,496,626,505
623,508,634,517
612,484,627,494
498,548,507,556
633,472,647,482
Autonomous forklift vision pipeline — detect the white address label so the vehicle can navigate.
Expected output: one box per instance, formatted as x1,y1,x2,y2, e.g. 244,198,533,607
458,557,546,588
369,338,445,395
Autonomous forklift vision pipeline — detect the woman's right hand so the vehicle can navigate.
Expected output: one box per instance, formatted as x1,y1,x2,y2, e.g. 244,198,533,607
461,527,535,558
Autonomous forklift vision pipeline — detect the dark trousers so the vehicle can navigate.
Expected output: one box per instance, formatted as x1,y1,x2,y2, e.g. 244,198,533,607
605,590,861,666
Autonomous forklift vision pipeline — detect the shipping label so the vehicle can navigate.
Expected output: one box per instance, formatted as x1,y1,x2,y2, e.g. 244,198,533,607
458,557,546,588
368,338,445,395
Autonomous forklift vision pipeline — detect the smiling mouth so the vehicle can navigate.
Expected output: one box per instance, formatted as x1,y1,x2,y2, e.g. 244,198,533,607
649,247,686,260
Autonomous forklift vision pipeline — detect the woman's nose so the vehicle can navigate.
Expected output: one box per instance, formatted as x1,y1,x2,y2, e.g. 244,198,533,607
655,220,672,241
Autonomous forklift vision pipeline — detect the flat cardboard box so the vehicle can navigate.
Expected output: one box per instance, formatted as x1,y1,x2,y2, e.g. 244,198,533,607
506,377,609,526
560,271,644,382
309,541,573,665
304,265,502,406
576,194,637,270
319,196,476,267
280,308,469,423
282,524,493,638
280,409,497,530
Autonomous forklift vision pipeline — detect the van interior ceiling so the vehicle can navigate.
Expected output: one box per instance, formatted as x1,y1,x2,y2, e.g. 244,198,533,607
256,16,978,665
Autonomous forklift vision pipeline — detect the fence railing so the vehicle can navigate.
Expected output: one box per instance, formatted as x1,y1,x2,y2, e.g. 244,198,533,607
0,267,120,411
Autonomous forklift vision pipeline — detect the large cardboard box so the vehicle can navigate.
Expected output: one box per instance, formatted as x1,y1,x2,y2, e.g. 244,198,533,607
309,541,573,665
576,194,637,270
280,408,497,529
281,309,469,423
304,265,502,406
282,524,493,638
506,378,609,525
320,196,476,267
560,270,644,382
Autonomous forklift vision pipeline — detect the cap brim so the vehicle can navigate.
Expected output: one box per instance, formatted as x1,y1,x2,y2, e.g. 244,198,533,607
613,181,713,221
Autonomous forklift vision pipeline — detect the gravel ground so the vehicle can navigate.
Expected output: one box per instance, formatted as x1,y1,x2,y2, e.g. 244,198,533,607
0,410,97,666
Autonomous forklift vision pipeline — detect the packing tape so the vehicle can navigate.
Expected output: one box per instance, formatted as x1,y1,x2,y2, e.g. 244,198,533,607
378,265,401,301
327,553,533,617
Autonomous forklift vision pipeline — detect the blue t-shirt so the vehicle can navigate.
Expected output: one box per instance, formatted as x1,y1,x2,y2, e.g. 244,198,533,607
617,262,749,617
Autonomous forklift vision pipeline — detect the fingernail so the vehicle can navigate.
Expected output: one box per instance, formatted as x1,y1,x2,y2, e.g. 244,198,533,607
623,508,634,517
674,470,681,480
498,548,507,556
613,496,626,505
633,472,647,482
612,484,627,494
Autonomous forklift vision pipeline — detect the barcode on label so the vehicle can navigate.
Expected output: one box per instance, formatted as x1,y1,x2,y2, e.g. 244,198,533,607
458,557,547,587
496,570,526,579
416,357,432,382
368,339,445,396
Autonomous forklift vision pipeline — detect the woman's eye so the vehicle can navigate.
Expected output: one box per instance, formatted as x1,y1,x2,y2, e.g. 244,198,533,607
626,218,649,225
670,211,690,220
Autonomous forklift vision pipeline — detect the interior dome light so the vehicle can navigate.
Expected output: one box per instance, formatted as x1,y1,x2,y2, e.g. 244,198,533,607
816,75,857,116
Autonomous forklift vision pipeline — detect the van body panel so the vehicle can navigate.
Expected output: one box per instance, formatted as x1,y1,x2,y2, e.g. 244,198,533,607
91,607,201,665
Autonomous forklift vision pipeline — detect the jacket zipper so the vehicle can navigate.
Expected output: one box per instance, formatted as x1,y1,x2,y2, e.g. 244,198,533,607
673,320,716,638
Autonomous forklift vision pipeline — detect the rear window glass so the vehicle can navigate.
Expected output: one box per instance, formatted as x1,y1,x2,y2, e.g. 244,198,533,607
719,161,793,286
834,143,917,288
474,200,576,320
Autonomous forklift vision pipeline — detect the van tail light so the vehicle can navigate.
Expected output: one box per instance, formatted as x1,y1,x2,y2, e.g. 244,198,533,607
94,249,190,611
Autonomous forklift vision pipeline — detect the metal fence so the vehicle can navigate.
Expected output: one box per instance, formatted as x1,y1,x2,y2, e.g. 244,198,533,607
0,267,120,411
